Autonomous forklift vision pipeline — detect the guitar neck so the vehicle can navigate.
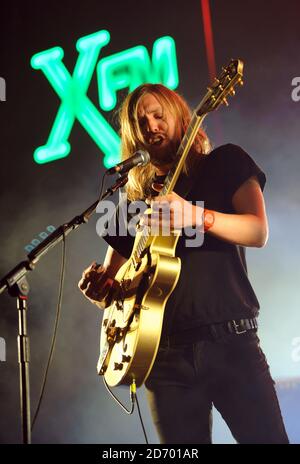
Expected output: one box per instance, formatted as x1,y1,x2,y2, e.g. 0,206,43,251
132,112,207,261
160,112,206,196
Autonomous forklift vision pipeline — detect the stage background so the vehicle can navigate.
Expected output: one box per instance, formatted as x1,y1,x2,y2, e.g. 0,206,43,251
0,0,300,444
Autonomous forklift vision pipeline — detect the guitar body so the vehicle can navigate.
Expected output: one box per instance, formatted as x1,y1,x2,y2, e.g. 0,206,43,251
98,232,181,387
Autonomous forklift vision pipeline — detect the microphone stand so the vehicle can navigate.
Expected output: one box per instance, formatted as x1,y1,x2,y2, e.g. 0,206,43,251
0,173,128,444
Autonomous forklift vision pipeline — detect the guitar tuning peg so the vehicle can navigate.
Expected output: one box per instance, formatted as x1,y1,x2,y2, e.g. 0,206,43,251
229,88,235,96
218,84,224,91
207,86,212,92
238,78,244,86
222,97,229,106
213,77,220,84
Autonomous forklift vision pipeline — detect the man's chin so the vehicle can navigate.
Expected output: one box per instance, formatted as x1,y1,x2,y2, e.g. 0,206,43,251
148,147,176,167
150,157,175,168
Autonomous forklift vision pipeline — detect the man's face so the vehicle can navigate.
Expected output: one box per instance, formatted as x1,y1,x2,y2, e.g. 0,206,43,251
137,93,179,167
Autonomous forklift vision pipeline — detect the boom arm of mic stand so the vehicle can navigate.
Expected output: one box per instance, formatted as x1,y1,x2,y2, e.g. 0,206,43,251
0,174,128,295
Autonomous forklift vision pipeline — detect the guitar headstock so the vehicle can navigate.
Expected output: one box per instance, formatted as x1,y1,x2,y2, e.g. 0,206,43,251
195,59,244,116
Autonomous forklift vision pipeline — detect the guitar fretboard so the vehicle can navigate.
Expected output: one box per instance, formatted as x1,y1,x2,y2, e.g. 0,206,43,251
132,111,205,262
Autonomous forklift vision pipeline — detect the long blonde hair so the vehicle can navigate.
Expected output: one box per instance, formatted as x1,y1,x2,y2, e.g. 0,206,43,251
118,84,211,200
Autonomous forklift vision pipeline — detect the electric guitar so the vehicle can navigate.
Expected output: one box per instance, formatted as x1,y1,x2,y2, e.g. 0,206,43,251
97,59,244,387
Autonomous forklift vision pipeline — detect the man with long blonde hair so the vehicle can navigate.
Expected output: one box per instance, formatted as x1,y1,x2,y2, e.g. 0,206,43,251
79,84,288,444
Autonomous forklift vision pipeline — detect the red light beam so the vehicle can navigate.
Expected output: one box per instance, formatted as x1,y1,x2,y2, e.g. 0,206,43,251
201,0,217,83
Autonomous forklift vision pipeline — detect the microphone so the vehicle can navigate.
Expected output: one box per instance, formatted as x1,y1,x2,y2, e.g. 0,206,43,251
106,150,150,175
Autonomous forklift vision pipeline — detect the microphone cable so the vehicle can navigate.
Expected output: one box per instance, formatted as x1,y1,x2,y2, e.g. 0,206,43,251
31,225,67,431
99,170,108,202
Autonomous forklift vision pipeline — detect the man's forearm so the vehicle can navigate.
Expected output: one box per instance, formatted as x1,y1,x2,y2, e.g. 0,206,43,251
194,206,268,248
103,246,127,278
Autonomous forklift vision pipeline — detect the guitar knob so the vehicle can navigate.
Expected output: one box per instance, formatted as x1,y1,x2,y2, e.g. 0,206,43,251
122,355,131,363
114,362,124,371
229,88,235,96
222,97,229,106
116,301,123,310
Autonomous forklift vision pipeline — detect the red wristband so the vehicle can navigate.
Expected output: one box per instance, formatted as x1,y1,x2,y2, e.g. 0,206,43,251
204,209,215,232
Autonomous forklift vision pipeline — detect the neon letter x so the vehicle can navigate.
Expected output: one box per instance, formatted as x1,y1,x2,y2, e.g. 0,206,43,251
31,30,120,167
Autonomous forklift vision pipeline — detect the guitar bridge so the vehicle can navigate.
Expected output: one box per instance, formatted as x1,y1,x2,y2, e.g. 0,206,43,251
98,324,121,375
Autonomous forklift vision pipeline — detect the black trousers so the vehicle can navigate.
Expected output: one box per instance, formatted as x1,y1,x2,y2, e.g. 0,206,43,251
145,330,289,444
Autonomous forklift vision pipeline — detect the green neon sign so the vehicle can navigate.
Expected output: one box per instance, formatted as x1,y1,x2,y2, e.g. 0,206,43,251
31,30,179,168
98,37,178,111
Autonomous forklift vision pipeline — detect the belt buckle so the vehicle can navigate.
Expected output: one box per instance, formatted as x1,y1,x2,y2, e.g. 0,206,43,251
232,320,247,335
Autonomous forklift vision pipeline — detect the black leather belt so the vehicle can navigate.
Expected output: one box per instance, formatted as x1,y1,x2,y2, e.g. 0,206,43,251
161,318,258,347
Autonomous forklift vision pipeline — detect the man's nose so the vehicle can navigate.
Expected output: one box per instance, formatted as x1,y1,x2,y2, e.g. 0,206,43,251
147,117,159,133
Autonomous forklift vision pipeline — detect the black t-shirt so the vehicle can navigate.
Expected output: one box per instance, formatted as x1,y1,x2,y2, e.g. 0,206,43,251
101,144,266,335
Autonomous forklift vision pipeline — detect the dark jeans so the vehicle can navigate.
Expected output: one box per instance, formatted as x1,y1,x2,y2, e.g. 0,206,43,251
145,330,289,444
